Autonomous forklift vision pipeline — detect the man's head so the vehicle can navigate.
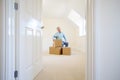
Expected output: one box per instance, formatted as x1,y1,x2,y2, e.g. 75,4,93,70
57,27,61,33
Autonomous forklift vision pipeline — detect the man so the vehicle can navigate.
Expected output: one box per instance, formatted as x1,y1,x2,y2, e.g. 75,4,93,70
53,27,68,47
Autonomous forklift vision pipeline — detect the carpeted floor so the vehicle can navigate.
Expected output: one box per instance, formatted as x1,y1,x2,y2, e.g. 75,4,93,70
34,54,85,80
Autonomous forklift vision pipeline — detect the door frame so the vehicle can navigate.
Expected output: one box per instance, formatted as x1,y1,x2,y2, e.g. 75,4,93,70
1,0,95,80
86,0,94,80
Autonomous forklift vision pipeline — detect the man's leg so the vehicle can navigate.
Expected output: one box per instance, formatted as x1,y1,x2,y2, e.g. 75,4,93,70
63,42,68,47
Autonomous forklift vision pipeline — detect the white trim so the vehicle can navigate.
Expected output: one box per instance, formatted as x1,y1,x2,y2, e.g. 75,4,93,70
14,0,20,80
86,0,94,80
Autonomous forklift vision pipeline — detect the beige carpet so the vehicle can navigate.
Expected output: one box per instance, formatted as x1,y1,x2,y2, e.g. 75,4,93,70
34,54,85,80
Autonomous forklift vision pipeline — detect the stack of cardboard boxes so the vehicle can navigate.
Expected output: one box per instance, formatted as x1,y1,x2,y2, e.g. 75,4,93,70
49,40,71,55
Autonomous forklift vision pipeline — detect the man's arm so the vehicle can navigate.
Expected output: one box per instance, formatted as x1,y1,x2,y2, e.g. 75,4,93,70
53,33,57,40
63,33,67,42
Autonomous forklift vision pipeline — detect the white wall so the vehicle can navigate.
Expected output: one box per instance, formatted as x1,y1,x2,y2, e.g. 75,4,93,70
94,0,120,80
78,36,86,53
75,28,87,53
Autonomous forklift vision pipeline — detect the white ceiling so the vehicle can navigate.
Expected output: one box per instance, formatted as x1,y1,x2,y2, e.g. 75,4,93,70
42,0,86,18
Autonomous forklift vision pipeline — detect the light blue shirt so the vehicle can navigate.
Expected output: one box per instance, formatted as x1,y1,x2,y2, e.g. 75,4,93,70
53,32,67,42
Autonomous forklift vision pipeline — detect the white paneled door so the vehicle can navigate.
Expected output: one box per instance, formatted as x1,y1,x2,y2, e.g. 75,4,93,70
15,0,43,80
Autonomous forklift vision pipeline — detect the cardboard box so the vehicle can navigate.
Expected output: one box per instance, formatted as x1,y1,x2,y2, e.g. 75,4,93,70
53,40,62,47
62,47,71,55
49,47,62,55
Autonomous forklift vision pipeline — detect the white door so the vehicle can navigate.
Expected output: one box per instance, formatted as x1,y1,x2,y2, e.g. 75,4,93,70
16,0,43,80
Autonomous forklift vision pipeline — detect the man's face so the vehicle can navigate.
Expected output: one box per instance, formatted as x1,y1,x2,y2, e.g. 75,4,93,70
57,27,61,32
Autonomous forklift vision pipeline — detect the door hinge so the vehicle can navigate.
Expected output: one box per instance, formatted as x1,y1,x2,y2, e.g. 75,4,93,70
14,70,18,78
14,2,18,10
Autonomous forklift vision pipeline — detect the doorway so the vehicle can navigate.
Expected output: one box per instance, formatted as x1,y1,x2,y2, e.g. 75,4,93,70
35,0,87,80
0,0,94,80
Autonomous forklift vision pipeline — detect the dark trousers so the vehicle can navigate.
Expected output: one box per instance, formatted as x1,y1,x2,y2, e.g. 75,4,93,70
62,42,69,47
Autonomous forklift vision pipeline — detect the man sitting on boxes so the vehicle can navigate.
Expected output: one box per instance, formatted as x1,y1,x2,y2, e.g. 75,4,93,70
53,27,68,47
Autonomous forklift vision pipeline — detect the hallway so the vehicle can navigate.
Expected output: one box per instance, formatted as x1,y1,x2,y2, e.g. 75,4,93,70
1,0,120,80
34,54,85,80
